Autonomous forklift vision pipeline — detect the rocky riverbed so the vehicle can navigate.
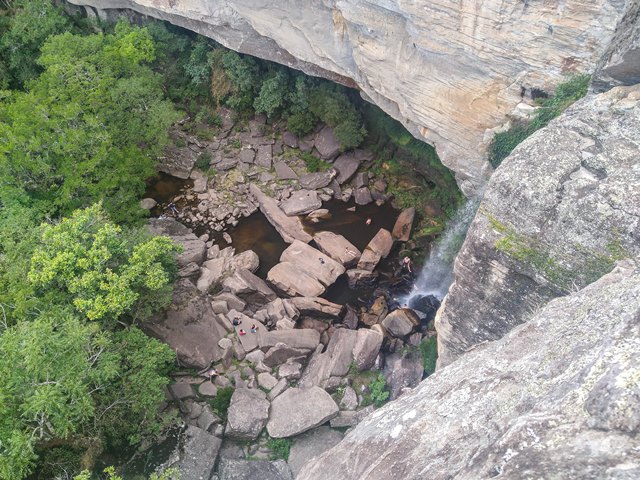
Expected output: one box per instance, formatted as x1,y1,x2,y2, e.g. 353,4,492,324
134,111,441,479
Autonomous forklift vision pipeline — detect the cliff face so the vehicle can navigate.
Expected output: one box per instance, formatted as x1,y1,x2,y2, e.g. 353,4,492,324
435,84,640,367
298,259,640,479
68,0,630,194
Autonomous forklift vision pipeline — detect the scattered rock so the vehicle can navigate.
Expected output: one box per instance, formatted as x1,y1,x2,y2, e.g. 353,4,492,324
267,387,340,438
218,458,293,480
352,329,384,371
257,372,279,390
299,172,334,189
225,388,270,440
264,343,313,367
333,153,361,184
199,382,218,397
353,172,369,188
255,144,273,168
222,268,278,309
282,131,298,148
289,297,343,319
392,207,416,241
306,208,331,223
169,382,195,400
328,406,374,428
339,386,358,410
383,351,424,399
278,361,302,380
239,149,256,164
346,269,379,289
354,187,373,206
274,161,298,180
176,426,222,480
148,218,206,267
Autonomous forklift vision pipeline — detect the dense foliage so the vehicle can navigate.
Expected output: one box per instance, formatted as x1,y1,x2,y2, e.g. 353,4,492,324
488,75,590,167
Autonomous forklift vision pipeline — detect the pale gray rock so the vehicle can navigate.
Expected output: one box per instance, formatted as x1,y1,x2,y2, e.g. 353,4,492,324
239,148,255,163
267,387,340,438
287,426,344,477
314,125,340,160
197,250,259,292
306,208,331,222
392,207,415,242
268,378,289,401
282,131,298,148
175,426,222,480
352,329,384,371
289,296,342,319
225,388,270,440
280,189,322,216
277,361,302,380
383,351,424,400
339,386,358,411
313,231,361,267
299,261,640,480
357,229,393,272
140,197,157,210
274,161,298,180
222,268,277,308
212,292,246,312
267,262,325,297
299,172,334,189
381,309,420,338
249,184,312,244
168,382,194,400
219,458,293,480
299,329,357,388
259,329,320,351
263,343,312,367
354,187,373,206
146,279,227,368
436,85,640,367
255,144,273,168
328,406,374,429
333,153,361,184
280,240,346,287
198,382,218,397
257,372,278,390
148,218,206,267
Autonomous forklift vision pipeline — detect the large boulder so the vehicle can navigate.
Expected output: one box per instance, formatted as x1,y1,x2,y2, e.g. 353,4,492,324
267,387,340,438
197,250,259,292
383,350,424,400
218,458,293,480
299,171,334,189
148,218,206,267
289,297,343,319
352,329,384,371
300,329,358,388
287,426,344,477
225,388,270,440
280,240,345,287
249,184,312,244
298,261,640,480
381,308,420,337
145,279,228,368
280,189,323,216
172,426,221,480
392,207,415,241
259,329,321,351
263,343,313,367
267,262,325,297
313,231,361,267
314,125,341,160
333,153,361,184
223,268,278,309
357,229,393,271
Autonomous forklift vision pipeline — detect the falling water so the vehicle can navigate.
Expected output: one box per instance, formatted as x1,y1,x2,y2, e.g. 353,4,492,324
402,200,480,304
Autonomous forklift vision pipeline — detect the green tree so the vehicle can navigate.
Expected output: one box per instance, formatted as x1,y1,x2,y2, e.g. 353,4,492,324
28,204,179,324
222,50,259,111
254,70,289,118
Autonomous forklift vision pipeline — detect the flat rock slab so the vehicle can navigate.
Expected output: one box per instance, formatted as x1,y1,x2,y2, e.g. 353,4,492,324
267,386,339,438
177,425,222,480
218,458,293,480
267,261,326,297
333,153,361,184
148,218,206,267
259,329,320,351
357,228,393,271
392,207,416,241
280,189,322,216
299,172,334,189
249,184,312,244
314,125,341,160
313,231,361,267
288,426,344,477
353,329,384,371
146,279,227,369
280,240,345,287
289,296,343,319
264,343,313,367
225,388,270,440
239,148,256,163
354,187,373,205
255,144,273,168
274,161,298,180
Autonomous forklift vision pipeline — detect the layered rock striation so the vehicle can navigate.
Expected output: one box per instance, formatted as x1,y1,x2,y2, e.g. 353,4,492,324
299,259,640,479
436,84,640,367
68,0,631,194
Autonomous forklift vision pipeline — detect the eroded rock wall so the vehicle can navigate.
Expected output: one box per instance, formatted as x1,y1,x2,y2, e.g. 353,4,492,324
298,259,640,479
435,84,640,367
68,0,631,194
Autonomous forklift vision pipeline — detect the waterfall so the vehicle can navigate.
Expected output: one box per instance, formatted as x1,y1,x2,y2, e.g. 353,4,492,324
402,200,479,304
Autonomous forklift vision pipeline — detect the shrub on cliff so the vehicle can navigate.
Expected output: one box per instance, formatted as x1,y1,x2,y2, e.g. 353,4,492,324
489,74,590,168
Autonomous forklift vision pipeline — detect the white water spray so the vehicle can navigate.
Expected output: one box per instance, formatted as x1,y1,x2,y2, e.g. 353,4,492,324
402,200,479,304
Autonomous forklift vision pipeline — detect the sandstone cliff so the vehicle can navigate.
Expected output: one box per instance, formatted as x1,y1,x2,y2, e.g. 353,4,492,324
298,259,640,479
68,0,631,194
435,84,640,367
